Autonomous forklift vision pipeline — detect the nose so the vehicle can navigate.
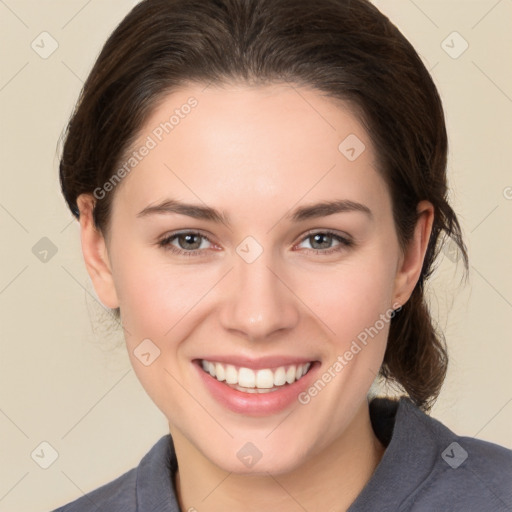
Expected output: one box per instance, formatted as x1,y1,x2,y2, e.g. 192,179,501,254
218,245,300,342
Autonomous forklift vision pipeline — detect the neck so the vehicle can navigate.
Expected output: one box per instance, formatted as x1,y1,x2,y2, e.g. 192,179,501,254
171,400,385,512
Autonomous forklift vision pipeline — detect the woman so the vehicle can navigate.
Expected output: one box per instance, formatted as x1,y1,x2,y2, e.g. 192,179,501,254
53,0,512,510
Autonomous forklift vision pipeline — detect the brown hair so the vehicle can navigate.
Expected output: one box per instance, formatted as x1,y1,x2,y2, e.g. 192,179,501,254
59,0,468,411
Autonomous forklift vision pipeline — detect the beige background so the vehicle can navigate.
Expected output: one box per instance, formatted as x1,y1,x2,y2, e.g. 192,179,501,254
0,1,511,510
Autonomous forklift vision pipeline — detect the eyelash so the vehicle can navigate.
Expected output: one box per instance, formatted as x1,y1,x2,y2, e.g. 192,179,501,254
157,230,354,257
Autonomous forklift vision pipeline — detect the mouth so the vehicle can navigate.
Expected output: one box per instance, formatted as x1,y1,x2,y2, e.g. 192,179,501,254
200,359,312,394
193,357,319,415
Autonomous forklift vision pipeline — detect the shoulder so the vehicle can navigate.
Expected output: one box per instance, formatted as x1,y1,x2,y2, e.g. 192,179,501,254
354,397,512,512
50,434,178,512
51,467,137,512
398,398,512,511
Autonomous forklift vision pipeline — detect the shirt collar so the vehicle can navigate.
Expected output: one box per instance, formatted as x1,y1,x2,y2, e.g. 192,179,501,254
348,397,445,511
136,433,180,511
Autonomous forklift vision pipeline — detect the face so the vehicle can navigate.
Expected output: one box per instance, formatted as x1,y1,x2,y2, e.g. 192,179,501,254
81,82,426,475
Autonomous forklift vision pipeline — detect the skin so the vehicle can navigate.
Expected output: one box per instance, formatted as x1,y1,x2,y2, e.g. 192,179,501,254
77,82,434,511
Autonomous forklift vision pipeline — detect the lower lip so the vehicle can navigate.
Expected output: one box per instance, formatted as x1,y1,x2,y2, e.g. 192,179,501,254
194,361,319,416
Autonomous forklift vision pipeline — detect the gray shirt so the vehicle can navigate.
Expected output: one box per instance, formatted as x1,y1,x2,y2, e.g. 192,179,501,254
51,397,512,511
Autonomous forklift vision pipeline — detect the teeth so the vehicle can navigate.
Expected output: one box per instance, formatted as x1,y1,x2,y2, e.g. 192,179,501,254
238,367,256,388
225,364,238,384
273,367,286,386
215,362,225,382
201,360,312,390
285,366,296,384
256,369,274,389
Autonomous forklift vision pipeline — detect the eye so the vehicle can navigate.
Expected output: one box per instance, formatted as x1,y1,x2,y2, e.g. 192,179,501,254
157,229,354,257
158,231,214,256
296,230,353,255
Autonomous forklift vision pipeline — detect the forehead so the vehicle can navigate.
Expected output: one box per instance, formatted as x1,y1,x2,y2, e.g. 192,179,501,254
112,82,390,219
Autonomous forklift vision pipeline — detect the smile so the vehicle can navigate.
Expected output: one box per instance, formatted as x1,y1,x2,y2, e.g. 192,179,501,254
201,359,312,394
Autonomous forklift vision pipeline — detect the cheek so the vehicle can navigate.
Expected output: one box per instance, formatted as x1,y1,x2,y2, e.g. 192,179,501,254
303,256,397,345
115,255,206,415
112,247,216,337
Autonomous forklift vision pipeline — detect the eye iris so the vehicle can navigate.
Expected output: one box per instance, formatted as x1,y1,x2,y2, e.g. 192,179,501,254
179,233,201,250
311,233,332,250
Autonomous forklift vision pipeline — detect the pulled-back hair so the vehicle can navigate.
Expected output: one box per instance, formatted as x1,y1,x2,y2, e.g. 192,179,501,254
59,0,468,411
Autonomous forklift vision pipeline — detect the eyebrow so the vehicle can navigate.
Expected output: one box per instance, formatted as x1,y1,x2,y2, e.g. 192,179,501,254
136,198,373,224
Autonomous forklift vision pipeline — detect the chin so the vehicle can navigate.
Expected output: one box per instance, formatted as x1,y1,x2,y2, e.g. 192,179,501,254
196,432,312,476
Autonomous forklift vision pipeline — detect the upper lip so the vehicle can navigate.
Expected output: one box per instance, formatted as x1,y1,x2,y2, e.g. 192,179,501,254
195,355,317,370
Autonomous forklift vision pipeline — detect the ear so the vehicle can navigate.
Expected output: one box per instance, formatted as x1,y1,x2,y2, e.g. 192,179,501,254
76,194,119,309
392,200,434,307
